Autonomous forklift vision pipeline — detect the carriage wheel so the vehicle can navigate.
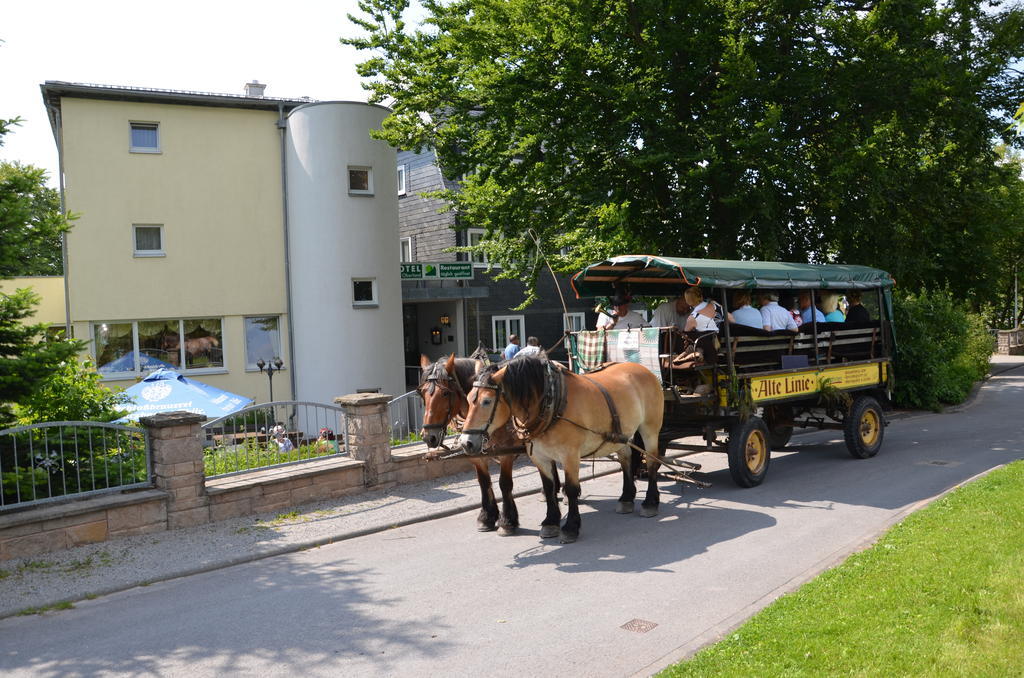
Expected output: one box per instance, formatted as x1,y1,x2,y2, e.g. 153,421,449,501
844,395,884,459
763,404,794,450
727,417,771,488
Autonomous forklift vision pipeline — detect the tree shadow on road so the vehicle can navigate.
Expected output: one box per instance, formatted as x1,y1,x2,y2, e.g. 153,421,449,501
0,553,454,678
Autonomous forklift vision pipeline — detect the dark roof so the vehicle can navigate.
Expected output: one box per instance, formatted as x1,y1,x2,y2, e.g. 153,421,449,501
39,81,316,141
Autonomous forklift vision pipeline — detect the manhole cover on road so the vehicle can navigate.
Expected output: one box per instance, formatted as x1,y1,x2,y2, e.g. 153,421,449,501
621,618,658,634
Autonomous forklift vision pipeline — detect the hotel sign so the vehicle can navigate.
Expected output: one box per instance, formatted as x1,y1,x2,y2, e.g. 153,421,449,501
401,262,474,280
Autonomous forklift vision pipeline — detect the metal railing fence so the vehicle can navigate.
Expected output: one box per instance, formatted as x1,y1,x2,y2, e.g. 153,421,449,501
388,390,425,448
0,421,151,511
201,401,348,479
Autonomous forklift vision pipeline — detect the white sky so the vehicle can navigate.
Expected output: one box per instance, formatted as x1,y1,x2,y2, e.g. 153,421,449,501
1,0,389,187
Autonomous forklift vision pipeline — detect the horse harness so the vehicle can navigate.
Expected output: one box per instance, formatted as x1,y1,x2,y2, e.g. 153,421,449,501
465,361,630,458
418,363,469,444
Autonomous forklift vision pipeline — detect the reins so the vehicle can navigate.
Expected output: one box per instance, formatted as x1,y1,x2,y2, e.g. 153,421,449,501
459,360,708,486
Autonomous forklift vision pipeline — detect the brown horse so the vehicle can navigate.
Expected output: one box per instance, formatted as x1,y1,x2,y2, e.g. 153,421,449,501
418,354,532,536
459,357,664,543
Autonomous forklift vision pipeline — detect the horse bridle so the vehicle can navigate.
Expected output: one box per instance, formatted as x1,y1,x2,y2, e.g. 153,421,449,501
460,374,505,442
418,364,468,445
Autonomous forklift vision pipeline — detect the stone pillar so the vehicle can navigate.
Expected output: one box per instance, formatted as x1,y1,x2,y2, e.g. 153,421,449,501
140,411,210,529
335,393,392,487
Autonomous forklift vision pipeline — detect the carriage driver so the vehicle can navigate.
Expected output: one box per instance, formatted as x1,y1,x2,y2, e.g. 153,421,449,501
596,294,649,330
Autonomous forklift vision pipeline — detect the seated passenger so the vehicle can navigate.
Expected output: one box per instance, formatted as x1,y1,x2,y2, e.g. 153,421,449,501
845,291,871,324
517,336,544,357
652,291,695,331
820,293,846,323
685,289,733,332
760,292,797,332
798,291,826,324
596,294,649,330
730,290,762,329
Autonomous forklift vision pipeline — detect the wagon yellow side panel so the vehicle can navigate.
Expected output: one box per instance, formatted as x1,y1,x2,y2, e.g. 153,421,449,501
749,362,888,404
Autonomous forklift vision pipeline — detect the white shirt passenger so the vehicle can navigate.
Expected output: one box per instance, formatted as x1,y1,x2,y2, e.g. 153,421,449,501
760,301,797,331
652,301,689,331
732,304,763,329
597,309,649,330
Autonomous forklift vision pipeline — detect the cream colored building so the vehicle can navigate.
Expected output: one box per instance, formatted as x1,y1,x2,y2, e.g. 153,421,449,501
0,277,67,330
41,81,404,405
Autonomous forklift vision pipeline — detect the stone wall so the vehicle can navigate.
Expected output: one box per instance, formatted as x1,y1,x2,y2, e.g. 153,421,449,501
0,397,474,560
996,327,1023,355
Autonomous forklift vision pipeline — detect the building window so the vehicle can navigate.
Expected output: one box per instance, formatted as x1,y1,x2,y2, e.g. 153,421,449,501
353,278,378,307
129,122,160,153
397,164,407,196
133,224,164,257
468,229,488,267
93,318,224,377
563,312,586,332
245,316,282,370
400,237,413,262
348,166,374,195
182,319,223,370
492,315,524,350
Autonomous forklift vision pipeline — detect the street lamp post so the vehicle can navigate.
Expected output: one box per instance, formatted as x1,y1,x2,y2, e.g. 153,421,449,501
256,357,284,403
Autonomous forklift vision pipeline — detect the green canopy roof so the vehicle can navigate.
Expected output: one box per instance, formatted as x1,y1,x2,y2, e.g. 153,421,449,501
570,255,895,297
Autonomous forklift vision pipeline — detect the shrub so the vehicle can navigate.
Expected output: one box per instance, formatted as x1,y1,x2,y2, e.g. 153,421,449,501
892,289,994,410
14,357,129,425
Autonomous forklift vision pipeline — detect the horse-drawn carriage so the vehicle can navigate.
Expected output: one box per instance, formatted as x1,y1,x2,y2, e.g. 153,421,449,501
567,254,895,488
420,254,894,543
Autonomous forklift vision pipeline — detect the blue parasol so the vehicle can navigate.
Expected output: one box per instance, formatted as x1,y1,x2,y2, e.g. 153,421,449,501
115,368,252,422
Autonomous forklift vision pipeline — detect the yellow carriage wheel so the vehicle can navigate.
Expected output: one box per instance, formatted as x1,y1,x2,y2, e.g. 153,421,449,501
727,417,771,487
859,408,881,447
844,395,885,459
744,428,768,474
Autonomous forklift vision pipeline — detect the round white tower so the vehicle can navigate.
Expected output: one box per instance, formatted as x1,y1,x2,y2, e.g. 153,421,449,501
284,102,405,403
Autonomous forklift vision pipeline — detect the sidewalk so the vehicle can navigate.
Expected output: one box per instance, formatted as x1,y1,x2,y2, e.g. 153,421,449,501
0,450,624,618
2,355,1021,618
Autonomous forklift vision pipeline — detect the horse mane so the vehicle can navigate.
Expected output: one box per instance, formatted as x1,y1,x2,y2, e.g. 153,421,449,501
451,358,480,392
493,356,547,412
420,356,480,393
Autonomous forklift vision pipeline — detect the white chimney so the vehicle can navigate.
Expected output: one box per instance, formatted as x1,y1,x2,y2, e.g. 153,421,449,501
244,81,266,97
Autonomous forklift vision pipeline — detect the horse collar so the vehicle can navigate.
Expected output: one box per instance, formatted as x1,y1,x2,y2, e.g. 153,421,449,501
513,362,568,440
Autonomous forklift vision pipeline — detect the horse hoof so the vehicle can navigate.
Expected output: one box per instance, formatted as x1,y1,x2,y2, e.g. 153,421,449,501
559,531,578,544
477,523,498,532
540,525,560,539
616,501,634,514
639,505,659,518
497,526,517,537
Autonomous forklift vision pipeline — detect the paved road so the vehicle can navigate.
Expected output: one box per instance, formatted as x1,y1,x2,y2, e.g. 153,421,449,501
1,367,1022,678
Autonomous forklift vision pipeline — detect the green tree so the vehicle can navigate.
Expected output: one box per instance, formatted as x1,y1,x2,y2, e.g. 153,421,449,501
15,357,129,424
0,288,80,426
0,120,81,427
346,0,1024,306
0,118,72,276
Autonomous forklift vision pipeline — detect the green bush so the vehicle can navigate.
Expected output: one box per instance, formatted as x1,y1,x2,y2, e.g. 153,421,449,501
0,432,148,506
14,357,129,425
893,289,994,410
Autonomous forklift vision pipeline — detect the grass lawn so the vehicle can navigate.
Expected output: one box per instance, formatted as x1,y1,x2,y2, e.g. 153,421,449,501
203,441,341,476
659,460,1024,678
